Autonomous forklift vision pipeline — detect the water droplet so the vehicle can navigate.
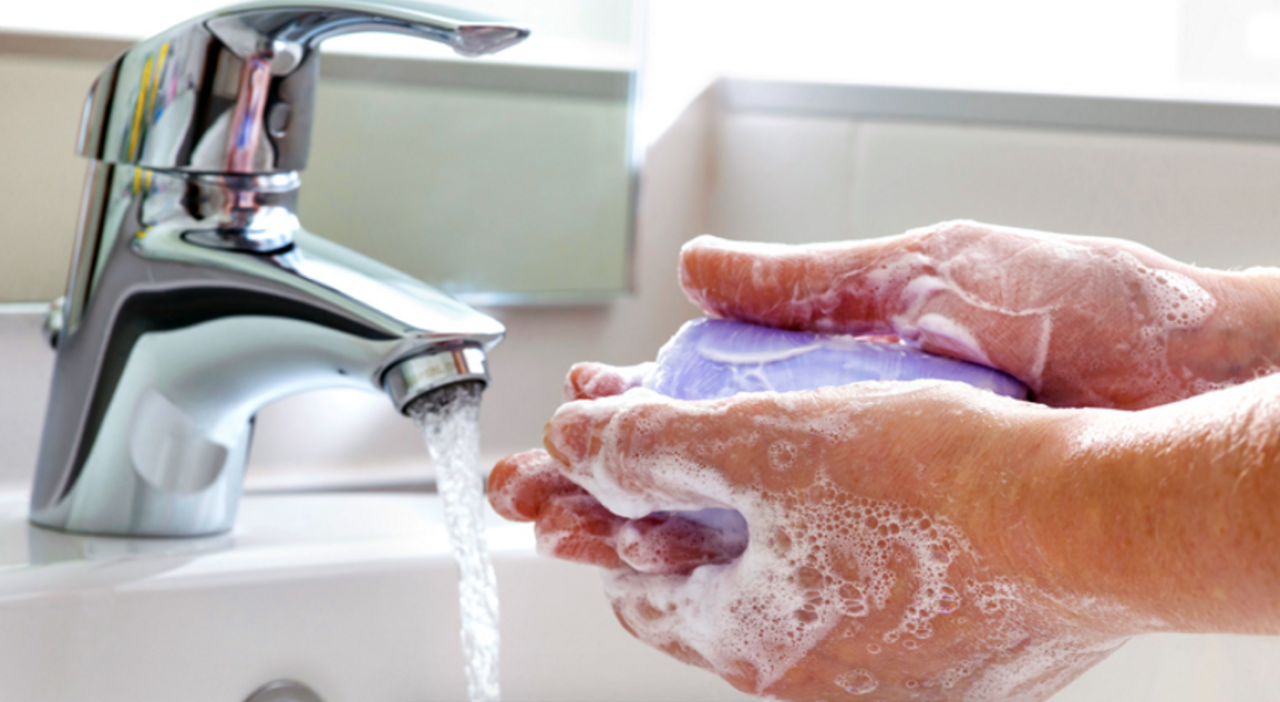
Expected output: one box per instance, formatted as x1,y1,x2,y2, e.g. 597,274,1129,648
866,643,881,655
903,639,918,650
835,669,878,695
843,599,868,618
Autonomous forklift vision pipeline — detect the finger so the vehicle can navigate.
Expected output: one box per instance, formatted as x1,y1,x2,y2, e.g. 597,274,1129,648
535,493,626,568
544,394,740,518
531,485,747,574
563,362,654,402
602,567,760,691
543,389,841,518
487,449,585,522
678,232,924,334
677,225,1054,389
616,509,748,575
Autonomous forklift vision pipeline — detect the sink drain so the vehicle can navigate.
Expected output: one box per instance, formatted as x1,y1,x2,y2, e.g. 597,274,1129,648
242,680,325,702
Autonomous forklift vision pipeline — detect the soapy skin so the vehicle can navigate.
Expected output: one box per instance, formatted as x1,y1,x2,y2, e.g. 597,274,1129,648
489,222,1280,701
679,220,1280,408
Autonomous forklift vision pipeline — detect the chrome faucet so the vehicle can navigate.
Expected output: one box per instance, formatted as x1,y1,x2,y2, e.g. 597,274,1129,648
31,0,527,537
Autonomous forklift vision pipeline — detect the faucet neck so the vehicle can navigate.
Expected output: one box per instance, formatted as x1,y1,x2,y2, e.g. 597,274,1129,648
153,170,303,253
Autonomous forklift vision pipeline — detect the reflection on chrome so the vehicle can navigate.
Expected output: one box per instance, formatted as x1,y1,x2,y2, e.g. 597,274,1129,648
31,1,527,538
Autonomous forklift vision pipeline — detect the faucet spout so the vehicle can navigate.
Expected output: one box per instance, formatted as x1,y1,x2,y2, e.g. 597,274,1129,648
32,0,522,538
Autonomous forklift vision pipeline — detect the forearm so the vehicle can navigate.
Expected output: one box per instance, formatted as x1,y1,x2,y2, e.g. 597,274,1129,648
1017,373,1280,634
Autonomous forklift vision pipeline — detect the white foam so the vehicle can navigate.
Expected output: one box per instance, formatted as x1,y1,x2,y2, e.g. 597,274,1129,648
696,342,824,366
576,429,1156,697
486,451,558,521
615,509,749,574
549,390,742,519
534,494,612,560
915,313,993,366
601,475,986,692
834,669,877,694
564,362,655,402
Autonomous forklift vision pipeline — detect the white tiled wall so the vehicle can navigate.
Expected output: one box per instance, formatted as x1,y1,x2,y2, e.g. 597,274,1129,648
712,110,1280,269
709,112,856,243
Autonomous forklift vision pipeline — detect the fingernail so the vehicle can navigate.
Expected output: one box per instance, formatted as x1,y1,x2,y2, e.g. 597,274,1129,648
683,234,785,255
564,362,607,402
545,401,595,464
680,233,726,254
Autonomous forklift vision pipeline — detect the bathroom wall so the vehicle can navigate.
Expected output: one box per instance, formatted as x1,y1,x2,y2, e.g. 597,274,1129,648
710,108,1280,269
0,49,94,303
0,313,53,489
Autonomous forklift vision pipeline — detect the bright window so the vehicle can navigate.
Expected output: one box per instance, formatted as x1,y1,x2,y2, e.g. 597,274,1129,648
641,0,1280,144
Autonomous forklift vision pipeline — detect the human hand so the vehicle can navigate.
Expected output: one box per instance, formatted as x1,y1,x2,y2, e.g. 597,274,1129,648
680,220,1280,409
487,222,1280,699
489,371,1161,701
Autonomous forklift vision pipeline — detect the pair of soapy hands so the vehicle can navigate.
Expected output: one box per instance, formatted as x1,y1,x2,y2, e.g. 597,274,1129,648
487,220,1280,701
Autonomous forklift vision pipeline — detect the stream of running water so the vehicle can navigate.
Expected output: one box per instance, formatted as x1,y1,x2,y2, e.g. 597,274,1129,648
410,381,500,702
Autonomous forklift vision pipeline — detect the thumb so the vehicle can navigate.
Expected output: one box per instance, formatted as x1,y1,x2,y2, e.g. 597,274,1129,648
677,226,1055,391
543,389,853,519
678,233,919,335
544,392,745,519
563,362,654,402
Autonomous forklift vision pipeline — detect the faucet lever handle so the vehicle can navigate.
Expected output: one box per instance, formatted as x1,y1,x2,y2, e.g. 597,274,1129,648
204,0,529,63
78,0,528,174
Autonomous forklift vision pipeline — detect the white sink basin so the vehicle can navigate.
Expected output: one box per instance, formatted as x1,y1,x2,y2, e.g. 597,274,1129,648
1,490,1278,702
0,491,753,702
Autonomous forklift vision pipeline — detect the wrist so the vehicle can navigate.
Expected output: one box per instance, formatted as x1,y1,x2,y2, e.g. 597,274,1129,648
978,406,1172,633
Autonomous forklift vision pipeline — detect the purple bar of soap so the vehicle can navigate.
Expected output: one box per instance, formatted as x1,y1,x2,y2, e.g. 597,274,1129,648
643,319,1028,401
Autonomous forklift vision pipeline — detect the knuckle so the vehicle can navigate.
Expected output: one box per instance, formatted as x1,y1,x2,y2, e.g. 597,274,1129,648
913,219,986,253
